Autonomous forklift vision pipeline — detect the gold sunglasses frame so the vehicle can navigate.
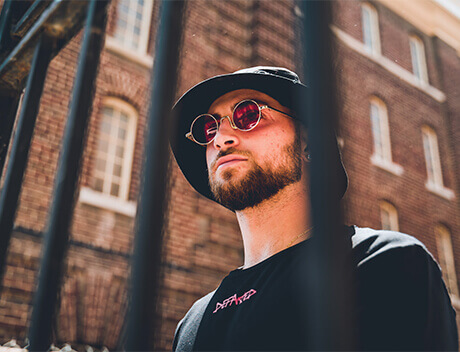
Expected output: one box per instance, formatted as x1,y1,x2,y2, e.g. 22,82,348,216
185,99,293,146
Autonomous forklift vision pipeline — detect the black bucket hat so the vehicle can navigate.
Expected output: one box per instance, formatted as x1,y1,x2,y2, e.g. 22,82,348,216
171,66,348,205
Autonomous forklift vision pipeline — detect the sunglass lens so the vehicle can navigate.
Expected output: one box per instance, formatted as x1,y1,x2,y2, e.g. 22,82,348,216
192,114,218,144
233,101,260,130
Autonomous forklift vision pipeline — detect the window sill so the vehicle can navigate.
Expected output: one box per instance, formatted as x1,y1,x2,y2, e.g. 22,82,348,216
331,25,446,103
371,154,404,176
78,187,137,217
425,181,455,200
105,36,153,69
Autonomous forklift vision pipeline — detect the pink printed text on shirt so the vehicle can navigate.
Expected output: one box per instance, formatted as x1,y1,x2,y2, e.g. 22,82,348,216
213,289,257,313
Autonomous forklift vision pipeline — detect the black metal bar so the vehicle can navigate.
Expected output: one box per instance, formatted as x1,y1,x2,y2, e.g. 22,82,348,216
0,33,53,285
299,1,354,350
0,0,14,52
12,0,52,38
0,93,21,178
27,1,108,350
0,1,90,92
124,1,186,350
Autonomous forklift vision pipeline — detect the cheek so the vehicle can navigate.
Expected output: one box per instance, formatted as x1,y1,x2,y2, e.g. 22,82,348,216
206,148,215,168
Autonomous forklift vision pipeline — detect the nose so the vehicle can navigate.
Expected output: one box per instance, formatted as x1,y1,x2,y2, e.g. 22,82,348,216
212,116,240,150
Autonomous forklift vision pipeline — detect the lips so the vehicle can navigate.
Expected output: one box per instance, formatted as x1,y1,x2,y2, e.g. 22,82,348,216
215,154,248,170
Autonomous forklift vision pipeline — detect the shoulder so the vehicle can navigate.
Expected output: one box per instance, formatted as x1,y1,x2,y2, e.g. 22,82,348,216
350,225,434,267
349,226,458,350
173,290,216,351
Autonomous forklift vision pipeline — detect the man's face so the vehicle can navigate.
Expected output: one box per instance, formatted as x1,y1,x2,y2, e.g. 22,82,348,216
206,89,303,211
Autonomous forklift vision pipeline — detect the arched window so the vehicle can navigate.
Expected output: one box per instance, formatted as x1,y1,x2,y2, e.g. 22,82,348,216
361,3,381,55
379,201,399,232
435,225,459,297
421,126,443,187
409,35,429,85
92,97,138,201
421,126,454,199
370,98,390,161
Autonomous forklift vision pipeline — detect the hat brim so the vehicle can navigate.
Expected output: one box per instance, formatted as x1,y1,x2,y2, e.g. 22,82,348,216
170,72,347,206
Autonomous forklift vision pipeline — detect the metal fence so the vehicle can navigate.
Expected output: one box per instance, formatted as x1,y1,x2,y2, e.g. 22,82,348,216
0,1,351,350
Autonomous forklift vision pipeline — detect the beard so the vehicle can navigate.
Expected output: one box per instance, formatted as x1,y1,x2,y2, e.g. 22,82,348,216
208,133,302,211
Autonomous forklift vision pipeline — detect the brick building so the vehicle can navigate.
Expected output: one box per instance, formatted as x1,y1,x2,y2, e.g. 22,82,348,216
0,0,459,350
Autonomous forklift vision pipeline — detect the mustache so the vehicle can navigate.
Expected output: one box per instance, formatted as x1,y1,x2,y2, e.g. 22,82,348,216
209,148,253,171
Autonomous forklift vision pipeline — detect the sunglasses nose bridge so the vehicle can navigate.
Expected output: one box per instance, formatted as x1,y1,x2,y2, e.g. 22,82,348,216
218,115,237,130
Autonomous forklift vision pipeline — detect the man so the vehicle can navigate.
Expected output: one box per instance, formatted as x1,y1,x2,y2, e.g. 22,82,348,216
170,67,458,351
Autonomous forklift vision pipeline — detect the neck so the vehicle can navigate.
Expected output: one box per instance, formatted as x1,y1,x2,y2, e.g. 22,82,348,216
235,179,311,269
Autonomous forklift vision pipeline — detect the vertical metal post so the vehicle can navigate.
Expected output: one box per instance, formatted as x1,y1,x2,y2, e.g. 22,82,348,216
124,1,185,350
0,0,14,52
27,1,108,350
299,1,354,350
0,0,20,177
0,94,21,177
0,34,53,285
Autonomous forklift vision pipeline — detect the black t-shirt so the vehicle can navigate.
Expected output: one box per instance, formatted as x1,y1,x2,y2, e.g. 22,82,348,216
174,226,458,351
193,236,316,351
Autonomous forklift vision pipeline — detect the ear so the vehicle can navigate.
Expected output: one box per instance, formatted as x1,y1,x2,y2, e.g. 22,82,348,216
300,128,308,151
300,128,310,163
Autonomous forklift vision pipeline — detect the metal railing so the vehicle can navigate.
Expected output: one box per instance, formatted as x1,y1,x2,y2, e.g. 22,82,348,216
0,1,351,350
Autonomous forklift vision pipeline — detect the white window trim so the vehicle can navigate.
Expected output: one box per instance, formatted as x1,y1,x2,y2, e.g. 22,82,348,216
361,3,381,56
409,35,429,85
369,98,403,176
371,154,404,176
380,201,399,232
425,181,455,200
421,126,454,200
79,186,137,217
435,225,459,298
331,25,446,103
101,97,137,201
105,37,153,68
105,0,154,68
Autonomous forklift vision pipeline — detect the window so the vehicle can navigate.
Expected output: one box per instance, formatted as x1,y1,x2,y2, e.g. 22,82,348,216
409,36,429,85
435,225,459,297
113,0,154,53
379,201,399,231
421,126,455,199
370,98,390,161
361,3,381,55
369,98,403,175
92,98,137,201
422,126,443,188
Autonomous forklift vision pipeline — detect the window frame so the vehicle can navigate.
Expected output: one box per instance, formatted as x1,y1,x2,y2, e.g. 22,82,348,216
105,0,154,68
92,97,138,202
379,201,399,232
421,126,455,200
369,97,403,175
361,3,381,55
422,126,443,187
409,35,429,85
435,224,459,298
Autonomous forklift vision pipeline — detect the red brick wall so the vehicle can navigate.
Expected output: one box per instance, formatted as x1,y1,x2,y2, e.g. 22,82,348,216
0,0,458,350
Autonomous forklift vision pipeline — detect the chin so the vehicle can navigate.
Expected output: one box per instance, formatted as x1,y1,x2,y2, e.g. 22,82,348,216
214,164,248,182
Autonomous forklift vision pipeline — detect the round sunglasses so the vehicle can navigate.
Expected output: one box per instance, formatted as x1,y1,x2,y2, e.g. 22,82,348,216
185,99,294,146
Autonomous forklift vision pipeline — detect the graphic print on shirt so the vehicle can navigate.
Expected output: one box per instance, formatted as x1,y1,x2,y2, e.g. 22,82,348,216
213,288,257,313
